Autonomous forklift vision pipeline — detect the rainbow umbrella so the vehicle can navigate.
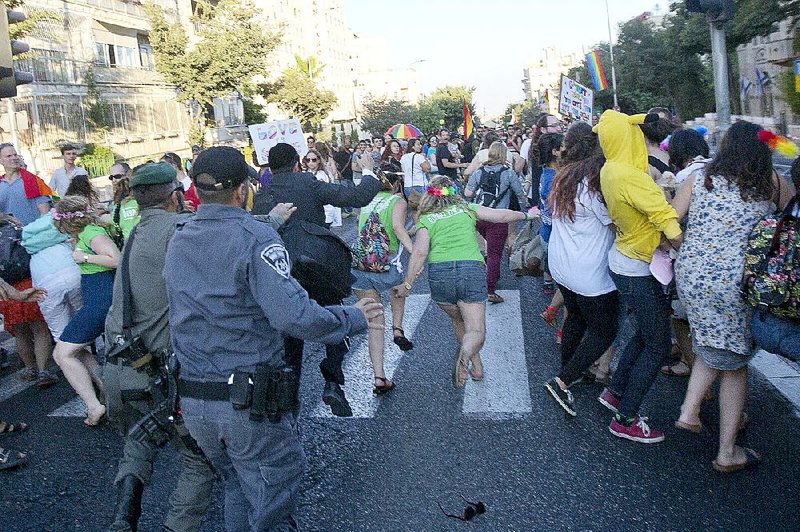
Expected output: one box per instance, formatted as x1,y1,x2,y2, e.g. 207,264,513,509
386,123,423,139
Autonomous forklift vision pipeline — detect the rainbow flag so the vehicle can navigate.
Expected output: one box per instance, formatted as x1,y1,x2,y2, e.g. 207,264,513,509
463,100,474,142
585,50,608,92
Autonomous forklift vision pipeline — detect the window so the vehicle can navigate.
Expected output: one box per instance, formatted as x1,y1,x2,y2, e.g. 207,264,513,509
95,42,140,68
15,49,76,83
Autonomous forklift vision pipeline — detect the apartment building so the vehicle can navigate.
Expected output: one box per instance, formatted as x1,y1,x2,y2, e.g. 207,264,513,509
7,0,246,176
522,47,580,116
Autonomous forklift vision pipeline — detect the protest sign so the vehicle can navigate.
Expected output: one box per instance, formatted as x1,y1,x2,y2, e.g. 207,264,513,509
248,119,307,165
558,75,593,123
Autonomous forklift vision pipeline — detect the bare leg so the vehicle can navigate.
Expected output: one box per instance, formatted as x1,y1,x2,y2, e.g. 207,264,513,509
30,320,54,372
354,289,389,386
14,323,35,371
673,318,695,368
390,291,407,339
549,288,564,312
438,303,465,344
678,355,718,427
455,301,487,386
76,347,103,390
53,340,105,425
716,366,751,466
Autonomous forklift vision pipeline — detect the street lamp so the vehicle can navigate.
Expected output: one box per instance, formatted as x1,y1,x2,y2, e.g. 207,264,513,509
604,0,620,109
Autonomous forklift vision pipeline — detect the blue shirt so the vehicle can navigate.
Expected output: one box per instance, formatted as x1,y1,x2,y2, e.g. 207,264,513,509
164,204,368,381
0,175,50,225
539,167,556,243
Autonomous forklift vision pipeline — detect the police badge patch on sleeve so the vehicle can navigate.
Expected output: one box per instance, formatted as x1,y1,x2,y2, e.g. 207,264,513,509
260,244,291,279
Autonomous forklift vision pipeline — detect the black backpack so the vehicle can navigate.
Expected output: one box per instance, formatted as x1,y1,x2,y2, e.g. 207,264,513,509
475,167,509,208
278,219,354,306
0,219,30,284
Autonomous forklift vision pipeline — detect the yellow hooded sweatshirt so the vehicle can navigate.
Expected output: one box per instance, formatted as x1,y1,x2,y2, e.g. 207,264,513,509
595,111,681,263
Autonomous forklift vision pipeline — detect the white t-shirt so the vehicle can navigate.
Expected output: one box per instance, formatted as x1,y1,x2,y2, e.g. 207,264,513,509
313,170,342,227
549,180,617,296
519,139,532,168
400,152,428,188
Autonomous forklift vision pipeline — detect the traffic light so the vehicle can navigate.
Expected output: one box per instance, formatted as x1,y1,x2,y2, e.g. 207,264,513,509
686,0,735,22
0,4,33,99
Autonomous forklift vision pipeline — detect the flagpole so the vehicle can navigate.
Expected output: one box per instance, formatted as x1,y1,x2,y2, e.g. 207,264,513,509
604,0,619,109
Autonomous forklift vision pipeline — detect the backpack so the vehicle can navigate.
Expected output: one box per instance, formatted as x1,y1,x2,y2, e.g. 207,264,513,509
475,167,510,208
0,219,31,283
351,196,394,273
742,199,800,321
509,219,544,277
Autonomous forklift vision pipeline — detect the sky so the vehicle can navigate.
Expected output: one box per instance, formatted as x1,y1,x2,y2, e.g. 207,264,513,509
344,0,666,117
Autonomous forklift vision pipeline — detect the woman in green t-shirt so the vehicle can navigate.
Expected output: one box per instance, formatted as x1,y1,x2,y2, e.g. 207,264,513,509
351,170,414,395
110,168,140,241
393,175,538,388
52,196,121,426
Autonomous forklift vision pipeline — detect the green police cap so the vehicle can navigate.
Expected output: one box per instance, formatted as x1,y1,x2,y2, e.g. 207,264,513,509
130,162,177,188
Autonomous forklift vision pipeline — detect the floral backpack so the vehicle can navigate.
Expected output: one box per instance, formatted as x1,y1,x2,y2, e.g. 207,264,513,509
742,198,800,321
351,195,394,273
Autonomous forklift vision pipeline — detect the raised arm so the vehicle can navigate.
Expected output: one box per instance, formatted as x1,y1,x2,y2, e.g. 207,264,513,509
476,205,535,224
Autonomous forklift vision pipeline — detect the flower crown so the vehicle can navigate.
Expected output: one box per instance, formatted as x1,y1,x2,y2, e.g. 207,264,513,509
757,130,799,158
51,209,91,221
426,185,458,197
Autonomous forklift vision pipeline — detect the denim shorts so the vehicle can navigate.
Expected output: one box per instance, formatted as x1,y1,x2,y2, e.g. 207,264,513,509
427,260,487,305
351,262,403,293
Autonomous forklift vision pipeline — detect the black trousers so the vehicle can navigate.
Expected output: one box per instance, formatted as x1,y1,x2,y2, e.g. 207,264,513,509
284,336,350,386
557,285,619,386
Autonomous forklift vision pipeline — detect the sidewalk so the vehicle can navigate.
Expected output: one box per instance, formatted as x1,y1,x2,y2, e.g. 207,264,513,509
751,350,800,417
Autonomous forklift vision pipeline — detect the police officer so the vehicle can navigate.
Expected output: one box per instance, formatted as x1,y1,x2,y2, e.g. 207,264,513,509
164,146,382,530
103,162,214,531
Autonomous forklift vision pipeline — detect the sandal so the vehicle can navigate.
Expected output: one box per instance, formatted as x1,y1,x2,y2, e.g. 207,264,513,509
675,419,703,434
469,356,484,381
540,306,559,329
392,327,414,351
373,377,396,396
0,447,27,471
0,421,28,436
661,360,691,377
488,293,504,304
712,447,761,473
453,356,469,389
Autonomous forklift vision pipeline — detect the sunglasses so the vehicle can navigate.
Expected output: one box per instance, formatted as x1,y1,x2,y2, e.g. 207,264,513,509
109,174,126,180
439,495,486,522
305,157,319,162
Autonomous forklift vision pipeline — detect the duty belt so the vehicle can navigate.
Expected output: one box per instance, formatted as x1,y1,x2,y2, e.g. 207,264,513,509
178,365,299,422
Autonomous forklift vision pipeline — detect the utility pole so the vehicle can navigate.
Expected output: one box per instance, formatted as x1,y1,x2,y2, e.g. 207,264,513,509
604,0,619,109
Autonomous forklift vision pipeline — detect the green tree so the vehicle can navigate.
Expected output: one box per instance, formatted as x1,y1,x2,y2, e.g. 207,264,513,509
262,69,337,131
241,96,267,125
427,86,475,131
414,98,446,136
359,97,418,137
293,55,325,80
84,67,111,134
144,0,279,144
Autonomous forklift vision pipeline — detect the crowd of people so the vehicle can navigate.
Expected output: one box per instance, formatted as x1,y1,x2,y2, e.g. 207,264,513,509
0,105,797,529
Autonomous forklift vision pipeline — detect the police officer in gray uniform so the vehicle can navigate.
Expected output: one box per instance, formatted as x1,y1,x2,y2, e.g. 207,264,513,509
164,147,382,531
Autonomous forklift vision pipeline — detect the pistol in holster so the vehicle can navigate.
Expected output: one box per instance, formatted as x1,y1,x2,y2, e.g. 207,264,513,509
228,364,299,423
106,335,157,373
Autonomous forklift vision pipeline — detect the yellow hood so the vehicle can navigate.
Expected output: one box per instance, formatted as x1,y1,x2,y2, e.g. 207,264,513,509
593,110,649,173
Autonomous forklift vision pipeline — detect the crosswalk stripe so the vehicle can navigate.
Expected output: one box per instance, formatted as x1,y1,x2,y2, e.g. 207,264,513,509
310,294,429,419
0,335,35,402
48,396,86,417
463,290,532,419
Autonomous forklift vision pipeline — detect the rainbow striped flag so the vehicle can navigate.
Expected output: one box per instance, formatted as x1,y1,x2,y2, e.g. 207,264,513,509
585,50,608,92
463,100,474,142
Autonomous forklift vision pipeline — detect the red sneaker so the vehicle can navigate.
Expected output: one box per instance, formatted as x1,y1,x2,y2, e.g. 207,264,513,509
609,416,665,444
597,388,620,413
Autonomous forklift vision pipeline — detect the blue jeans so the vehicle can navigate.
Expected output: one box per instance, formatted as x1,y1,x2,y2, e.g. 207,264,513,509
608,272,672,418
752,313,800,362
181,399,305,531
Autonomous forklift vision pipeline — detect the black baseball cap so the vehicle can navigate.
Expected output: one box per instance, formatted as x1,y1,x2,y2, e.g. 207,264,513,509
190,146,249,191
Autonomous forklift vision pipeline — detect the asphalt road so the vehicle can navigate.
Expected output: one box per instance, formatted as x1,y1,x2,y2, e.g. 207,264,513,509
1,215,799,531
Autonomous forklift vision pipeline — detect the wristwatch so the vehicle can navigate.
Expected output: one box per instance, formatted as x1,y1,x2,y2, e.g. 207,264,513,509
404,281,413,290
83,254,90,263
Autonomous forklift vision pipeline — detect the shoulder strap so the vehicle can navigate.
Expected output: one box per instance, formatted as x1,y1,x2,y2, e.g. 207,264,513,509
649,156,670,174
120,227,138,339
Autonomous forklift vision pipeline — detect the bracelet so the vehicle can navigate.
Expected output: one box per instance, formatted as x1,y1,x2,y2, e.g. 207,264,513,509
404,281,413,290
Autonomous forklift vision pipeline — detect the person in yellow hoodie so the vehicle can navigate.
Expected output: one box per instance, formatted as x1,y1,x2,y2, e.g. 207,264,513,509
593,110,683,444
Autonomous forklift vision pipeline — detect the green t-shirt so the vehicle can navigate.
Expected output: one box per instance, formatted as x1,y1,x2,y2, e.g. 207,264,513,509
358,191,401,253
417,203,484,264
117,197,140,240
76,224,115,275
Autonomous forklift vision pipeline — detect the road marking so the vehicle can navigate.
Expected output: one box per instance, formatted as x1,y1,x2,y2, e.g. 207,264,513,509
0,335,35,402
463,290,532,419
48,396,86,417
310,294,429,419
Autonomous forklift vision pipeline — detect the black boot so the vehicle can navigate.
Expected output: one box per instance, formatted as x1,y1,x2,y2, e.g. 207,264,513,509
109,475,144,531
322,381,353,417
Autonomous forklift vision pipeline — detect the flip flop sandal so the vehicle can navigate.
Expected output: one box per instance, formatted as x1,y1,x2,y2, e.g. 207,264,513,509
372,377,396,396
0,422,28,436
712,448,761,473
453,355,469,389
392,328,414,351
0,447,28,471
661,361,691,377
674,420,703,434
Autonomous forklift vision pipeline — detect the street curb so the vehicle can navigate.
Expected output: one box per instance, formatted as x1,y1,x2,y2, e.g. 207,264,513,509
750,350,800,417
